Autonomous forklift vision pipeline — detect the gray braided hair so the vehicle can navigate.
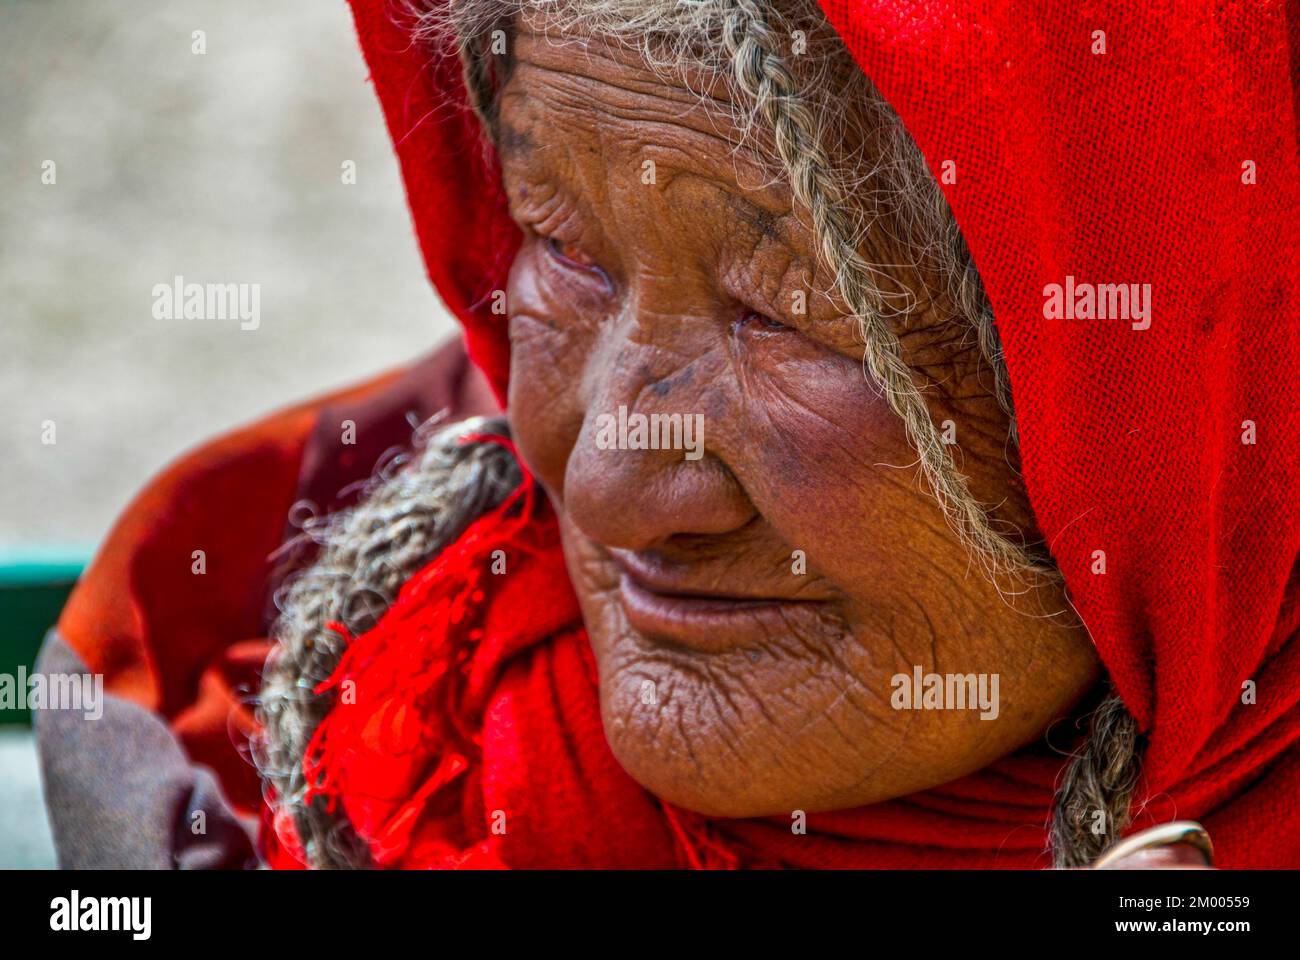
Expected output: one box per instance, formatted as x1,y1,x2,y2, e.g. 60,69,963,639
257,0,1141,869
1050,692,1144,868
255,415,520,869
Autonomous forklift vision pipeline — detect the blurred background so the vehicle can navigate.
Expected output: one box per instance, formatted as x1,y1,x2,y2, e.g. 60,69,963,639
0,0,456,866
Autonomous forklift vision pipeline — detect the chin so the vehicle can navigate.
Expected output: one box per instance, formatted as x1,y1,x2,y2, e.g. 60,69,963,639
588,623,902,819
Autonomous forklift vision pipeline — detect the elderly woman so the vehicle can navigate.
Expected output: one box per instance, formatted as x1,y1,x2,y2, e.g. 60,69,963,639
37,0,1299,870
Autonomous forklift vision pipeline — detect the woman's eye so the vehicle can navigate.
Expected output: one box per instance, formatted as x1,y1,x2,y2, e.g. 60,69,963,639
737,309,789,332
546,236,601,272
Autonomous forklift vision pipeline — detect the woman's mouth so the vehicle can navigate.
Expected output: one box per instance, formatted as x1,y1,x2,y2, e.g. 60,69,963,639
609,550,830,654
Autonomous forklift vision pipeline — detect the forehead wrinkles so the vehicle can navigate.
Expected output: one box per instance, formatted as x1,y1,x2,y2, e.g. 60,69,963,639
500,29,795,221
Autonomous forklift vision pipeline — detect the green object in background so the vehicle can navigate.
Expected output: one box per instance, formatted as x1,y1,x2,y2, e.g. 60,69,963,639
0,562,84,727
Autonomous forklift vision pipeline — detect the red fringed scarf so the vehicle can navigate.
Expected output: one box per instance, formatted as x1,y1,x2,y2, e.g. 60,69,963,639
263,1,1300,867
266,439,736,869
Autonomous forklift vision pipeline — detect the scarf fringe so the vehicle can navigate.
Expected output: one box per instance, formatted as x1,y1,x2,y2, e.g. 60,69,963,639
300,436,541,866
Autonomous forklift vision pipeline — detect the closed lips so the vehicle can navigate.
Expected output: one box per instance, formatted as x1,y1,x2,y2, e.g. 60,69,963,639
609,550,829,653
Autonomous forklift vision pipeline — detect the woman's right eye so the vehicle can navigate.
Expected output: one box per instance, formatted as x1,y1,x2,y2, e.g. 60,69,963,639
543,235,613,291
546,236,595,268
735,309,791,334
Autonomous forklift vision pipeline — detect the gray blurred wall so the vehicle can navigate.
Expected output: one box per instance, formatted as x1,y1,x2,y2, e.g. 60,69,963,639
0,0,457,555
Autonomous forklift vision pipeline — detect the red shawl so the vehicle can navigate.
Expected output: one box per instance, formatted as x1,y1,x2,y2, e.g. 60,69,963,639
264,0,1300,868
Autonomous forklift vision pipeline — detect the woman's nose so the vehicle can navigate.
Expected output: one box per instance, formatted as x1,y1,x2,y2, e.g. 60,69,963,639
562,379,755,552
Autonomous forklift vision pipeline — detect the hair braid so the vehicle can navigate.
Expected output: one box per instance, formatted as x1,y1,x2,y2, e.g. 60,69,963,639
255,416,520,869
1048,692,1144,868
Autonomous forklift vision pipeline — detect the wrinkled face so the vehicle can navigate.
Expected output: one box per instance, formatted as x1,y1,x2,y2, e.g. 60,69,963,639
499,22,1099,817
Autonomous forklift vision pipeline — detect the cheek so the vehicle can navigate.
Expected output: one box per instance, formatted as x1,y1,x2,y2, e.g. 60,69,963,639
721,338,939,589
505,253,592,495
726,345,1061,674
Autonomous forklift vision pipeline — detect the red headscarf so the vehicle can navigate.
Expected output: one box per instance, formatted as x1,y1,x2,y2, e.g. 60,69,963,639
265,0,1300,868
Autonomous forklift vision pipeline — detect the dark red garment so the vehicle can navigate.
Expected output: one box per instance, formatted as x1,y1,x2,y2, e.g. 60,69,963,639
275,0,1298,868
